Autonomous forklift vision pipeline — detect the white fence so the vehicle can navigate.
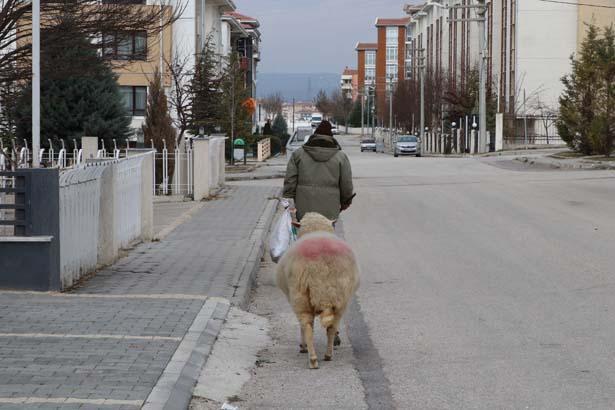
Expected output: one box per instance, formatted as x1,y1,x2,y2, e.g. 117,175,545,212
152,136,226,199
58,153,153,289
59,166,105,286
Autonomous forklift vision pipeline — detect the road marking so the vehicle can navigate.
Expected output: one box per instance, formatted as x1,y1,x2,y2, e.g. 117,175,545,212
0,397,142,406
0,333,181,342
0,291,209,301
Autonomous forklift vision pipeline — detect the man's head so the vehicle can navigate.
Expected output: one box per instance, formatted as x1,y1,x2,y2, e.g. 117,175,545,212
314,120,333,136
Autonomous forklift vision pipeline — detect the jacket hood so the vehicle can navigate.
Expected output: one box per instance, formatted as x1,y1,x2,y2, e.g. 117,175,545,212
302,145,339,162
302,134,341,162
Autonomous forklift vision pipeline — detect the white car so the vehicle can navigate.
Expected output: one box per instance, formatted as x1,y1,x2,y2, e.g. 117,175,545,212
360,138,377,152
394,135,421,157
331,125,339,135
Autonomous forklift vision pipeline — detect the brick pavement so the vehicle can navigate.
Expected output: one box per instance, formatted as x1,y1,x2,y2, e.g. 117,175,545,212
0,184,279,409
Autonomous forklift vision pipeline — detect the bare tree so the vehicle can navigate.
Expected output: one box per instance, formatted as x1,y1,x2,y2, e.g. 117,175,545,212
331,89,353,133
532,98,558,144
165,53,191,144
314,89,333,119
260,92,284,118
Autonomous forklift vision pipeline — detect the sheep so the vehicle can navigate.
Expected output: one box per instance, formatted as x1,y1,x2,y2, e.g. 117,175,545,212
276,212,360,369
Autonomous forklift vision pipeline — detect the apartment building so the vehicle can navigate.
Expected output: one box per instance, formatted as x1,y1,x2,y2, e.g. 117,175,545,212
356,42,378,97
375,18,411,124
577,0,615,52
222,12,261,100
110,0,263,141
341,67,359,101
405,0,612,117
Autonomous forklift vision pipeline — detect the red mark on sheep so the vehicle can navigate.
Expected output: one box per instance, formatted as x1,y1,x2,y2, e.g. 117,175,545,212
296,237,351,260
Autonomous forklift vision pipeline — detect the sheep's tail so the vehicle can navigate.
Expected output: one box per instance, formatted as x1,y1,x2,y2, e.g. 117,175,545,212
319,306,335,329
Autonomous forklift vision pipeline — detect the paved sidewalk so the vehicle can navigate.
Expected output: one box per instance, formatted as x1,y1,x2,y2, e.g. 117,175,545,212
226,155,288,181
0,184,279,409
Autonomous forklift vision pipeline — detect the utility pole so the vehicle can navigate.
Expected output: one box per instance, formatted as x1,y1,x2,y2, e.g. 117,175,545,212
292,97,295,132
371,86,375,139
419,48,426,152
388,75,394,143
477,0,487,153
361,88,365,137
230,70,235,166
32,0,41,167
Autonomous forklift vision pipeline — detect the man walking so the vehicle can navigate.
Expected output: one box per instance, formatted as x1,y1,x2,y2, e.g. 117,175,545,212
283,120,354,221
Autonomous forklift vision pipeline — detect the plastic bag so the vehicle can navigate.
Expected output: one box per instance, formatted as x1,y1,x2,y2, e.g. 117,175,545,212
269,200,296,263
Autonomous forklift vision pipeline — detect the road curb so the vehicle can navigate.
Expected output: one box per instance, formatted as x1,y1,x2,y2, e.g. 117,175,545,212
226,173,286,182
143,297,231,410
230,188,281,309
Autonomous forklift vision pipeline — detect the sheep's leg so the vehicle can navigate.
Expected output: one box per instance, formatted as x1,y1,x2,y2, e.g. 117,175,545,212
299,327,307,353
324,325,337,361
300,315,318,369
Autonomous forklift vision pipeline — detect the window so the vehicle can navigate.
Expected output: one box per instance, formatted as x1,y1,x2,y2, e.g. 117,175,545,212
386,27,398,45
365,68,375,83
104,31,147,60
386,64,398,82
405,62,413,80
120,86,147,116
386,47,398,63
365,51,376,66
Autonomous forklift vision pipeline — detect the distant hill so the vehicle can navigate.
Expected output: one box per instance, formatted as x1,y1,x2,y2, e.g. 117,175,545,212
256,72,340,102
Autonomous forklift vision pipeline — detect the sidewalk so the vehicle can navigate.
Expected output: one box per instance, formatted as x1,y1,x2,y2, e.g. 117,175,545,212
0,184,279,409
514,154,615,170
225,155,288,181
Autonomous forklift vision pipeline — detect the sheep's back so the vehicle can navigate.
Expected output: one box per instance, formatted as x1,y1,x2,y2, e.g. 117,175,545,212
284,232,359,312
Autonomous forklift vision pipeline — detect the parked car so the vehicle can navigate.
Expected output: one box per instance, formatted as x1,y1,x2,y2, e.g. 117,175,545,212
394,135,421,157
360,138,377,152
331,125,339,135
286,126,313,156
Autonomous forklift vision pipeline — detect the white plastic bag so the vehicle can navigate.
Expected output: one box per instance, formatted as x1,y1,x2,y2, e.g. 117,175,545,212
269,200,295,262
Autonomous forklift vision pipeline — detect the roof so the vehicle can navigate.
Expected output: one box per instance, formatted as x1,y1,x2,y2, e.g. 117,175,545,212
226,11,260,28
355,42,378,51
221,14,250,37
343,67,358,76
375,17,412,27
404,3,425,15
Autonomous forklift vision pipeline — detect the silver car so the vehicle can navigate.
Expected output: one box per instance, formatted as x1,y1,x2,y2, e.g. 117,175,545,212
286,127,313,156
394,135,421,157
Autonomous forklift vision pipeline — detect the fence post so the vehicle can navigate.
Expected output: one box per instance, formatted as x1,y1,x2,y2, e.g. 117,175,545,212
140,152,154,241
82,137,98,161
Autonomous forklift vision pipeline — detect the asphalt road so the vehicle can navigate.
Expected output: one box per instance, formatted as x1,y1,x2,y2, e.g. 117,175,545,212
222,135,615,409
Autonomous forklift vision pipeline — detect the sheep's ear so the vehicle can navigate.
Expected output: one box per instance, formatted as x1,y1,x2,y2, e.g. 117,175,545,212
330,219,337,225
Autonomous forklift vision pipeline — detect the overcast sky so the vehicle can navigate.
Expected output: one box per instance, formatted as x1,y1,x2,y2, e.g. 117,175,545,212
234,0,409,74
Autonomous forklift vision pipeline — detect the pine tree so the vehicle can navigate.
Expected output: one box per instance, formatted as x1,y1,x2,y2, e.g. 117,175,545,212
143,69,176,187
143,69,176,150
189,38,221,135
558,24,615,156
272,114,288,137
15,20,130,147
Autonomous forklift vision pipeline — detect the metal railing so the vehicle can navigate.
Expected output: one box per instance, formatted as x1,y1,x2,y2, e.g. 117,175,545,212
151,141,194,197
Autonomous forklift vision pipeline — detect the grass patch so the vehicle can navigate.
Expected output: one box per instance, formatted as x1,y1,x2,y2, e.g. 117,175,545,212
588,156,615,162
